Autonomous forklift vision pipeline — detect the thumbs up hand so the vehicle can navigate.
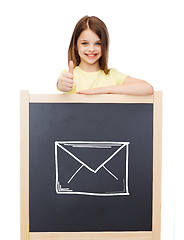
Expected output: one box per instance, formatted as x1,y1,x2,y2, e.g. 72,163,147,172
57,60,74,92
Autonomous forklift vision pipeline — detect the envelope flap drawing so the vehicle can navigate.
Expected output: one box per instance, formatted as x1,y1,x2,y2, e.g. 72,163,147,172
55,141,130,196
56,142,127,172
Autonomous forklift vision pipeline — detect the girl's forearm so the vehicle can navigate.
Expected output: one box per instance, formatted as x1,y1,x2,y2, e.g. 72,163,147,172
106,82,154,96
77,81,154,95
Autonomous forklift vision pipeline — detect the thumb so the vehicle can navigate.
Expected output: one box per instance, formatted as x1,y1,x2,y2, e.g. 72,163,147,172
68,60,74,74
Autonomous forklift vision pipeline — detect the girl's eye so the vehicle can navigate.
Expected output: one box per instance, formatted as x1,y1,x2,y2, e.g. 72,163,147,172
96,42,101,45
82,42,88,45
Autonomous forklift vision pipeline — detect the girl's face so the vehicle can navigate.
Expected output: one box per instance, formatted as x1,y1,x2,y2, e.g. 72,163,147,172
77,29,102,71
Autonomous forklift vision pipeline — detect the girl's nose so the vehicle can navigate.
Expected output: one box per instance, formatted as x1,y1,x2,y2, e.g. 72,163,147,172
89,44,95,51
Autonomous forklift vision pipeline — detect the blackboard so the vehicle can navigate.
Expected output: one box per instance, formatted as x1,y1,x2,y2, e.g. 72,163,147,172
20,92,162,240
29,102,153,232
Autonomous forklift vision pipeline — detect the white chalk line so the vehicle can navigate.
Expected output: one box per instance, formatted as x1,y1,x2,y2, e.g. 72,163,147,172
56,191,130,196
67,165,84,183
103,166,118,180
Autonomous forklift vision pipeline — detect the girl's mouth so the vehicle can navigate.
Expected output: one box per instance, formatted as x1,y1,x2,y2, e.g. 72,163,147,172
85,53,98,58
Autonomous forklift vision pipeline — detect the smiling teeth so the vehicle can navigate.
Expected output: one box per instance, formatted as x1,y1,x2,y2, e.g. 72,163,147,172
86,54,96,56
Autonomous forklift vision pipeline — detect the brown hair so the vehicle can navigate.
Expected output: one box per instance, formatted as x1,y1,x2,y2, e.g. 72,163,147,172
68,16,110,74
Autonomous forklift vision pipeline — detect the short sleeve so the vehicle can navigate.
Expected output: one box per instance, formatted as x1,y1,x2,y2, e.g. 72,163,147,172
110,68,128,85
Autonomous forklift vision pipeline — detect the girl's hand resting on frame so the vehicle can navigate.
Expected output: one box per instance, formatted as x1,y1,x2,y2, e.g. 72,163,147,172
57,61,74,92
77,76,154,96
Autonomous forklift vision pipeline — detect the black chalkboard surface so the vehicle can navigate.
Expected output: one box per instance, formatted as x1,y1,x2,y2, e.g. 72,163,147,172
29,103,153,232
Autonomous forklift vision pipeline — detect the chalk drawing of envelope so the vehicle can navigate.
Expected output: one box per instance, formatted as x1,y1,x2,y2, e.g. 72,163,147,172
55,141,130,196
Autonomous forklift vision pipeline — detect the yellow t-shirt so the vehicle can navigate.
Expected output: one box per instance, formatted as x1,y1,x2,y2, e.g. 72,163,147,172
57,66,128,94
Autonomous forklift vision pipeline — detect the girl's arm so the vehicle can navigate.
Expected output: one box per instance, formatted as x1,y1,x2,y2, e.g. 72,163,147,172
77,76,154,96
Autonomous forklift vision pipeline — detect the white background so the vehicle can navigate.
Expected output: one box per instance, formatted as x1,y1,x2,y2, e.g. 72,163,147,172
0,0,183,239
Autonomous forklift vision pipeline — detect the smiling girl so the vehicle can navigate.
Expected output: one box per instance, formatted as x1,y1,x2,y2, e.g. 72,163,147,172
57,16,153,95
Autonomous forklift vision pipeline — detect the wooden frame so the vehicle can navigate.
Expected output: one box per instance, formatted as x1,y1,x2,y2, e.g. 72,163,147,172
20,91,162,240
